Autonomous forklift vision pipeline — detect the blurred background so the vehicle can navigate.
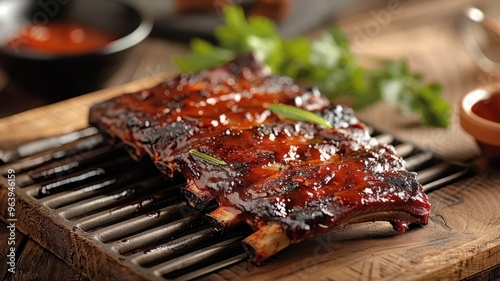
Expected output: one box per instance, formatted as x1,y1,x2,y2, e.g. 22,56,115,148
0,0,498,118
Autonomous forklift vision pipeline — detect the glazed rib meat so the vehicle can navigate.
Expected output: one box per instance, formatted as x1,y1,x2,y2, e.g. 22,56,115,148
89,53,328,168
174,106,430,263
175,104,370,210
89,54,431,264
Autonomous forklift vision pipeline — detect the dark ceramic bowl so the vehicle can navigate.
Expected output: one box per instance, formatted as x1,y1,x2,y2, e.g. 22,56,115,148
0,0,152,98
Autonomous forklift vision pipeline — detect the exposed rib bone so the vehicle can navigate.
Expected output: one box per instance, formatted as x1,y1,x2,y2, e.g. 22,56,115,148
207,206,241,229
242,222,290,265
181,179,214,209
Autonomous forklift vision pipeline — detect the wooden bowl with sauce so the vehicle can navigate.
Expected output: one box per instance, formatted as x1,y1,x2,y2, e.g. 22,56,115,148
0,0,152,98
460,86,500,163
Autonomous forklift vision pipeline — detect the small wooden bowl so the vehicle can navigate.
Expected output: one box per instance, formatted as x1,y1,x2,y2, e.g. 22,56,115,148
460,86,500,162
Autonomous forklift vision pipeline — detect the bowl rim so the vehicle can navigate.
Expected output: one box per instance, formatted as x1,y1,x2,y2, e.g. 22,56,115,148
0,0,153,60
459,85,500,146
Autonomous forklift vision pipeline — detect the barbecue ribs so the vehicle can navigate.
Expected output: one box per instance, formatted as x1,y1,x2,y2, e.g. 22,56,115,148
89,53,431,264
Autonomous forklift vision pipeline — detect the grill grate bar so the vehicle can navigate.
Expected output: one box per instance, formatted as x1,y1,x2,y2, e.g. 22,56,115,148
42,163,163,210
150,236,244,279
374,133,394,145
403,151,435,171
25,145,120,184
56,176,170,220
112,214,203,255
175,252,248,281
0,127,99,163
73,196,163,232
35,155,139,198
129,227,223,266
91,201,193,243
0,134,105,175
419,161,470,192
422,168,470,193
394,143,415,158
416,162,451,184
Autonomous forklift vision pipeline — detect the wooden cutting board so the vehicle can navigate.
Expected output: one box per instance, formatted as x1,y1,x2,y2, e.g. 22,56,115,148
1,0,500,279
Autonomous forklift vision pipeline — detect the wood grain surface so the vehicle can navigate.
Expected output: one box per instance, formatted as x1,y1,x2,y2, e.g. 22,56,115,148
1,0,500,280
0,221,24,279
9,238,89,281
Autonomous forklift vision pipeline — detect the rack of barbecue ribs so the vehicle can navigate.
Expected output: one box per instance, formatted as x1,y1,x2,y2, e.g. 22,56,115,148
89,53,431,264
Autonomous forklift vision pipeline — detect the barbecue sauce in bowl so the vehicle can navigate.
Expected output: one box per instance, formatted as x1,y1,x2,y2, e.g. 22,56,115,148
460,89,500,162
471,92,500,123
0,0,152,98
5,21,116,54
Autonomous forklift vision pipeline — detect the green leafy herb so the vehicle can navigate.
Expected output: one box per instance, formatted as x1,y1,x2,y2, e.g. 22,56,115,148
188,149,227,165
174,5,451,128
268,104,332,128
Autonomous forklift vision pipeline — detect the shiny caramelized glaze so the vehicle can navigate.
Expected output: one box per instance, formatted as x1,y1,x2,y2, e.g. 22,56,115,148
89,54,431,263
174,105,371,206
90,54,328,163
225,147,429,243
174,107,430,243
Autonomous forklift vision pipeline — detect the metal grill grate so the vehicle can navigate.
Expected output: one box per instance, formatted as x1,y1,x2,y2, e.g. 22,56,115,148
0,127,471,281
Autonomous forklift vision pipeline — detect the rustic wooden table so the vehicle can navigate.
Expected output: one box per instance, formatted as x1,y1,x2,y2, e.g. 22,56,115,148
1,0,500,280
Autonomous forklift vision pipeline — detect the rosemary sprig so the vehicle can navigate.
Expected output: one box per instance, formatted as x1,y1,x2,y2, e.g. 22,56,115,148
268,104,333,129
188,149,227,165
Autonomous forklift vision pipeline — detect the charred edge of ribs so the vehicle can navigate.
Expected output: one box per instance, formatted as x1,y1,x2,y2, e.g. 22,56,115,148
241,207,426,265
236,159,429,264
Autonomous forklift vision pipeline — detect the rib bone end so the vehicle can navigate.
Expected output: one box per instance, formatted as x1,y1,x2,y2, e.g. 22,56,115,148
207,206,240,229
180,179,214,209
242,222,291,265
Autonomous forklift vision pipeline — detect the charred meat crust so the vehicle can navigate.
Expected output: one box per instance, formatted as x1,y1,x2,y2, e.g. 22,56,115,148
89,53,431,264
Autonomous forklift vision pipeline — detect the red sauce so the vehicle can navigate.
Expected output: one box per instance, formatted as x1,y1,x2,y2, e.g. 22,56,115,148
5,21,116,54
471,92,500,123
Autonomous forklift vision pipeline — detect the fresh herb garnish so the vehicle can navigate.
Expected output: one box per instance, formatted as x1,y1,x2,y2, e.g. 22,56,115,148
188,149,227,165
268,104,332,128
174,5,451,128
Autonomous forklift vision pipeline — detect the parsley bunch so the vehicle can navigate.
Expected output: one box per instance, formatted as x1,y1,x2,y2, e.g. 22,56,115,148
174,6,451,127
